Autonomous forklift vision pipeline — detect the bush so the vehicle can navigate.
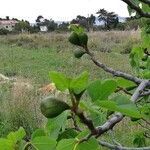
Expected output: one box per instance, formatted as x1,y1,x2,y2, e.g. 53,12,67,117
116,22,126,30
0,28,9,35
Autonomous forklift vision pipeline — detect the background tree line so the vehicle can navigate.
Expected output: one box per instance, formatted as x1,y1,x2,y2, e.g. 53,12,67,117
0,8,144,35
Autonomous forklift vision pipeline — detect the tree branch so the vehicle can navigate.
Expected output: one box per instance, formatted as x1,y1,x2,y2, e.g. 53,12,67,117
75,110,97,135
96,80,149,137
131,80,149,101
121,0,150,18
72,80,149,138
96,113,124,137
140,90,150,97
72,48,149,141
70,89,97,134
82,48,150,138
74,63,149,141
83,47,150,138
99,141,150,150
91,56,142,84
85,49,150,86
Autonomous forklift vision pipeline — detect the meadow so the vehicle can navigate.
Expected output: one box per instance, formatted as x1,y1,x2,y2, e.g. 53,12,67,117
0,31,139,83
0,30,149,148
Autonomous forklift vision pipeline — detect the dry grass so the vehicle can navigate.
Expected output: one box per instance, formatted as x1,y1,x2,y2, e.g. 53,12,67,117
0,30,140,52
88,30,141,53
0,33,69,50
0,77,44,137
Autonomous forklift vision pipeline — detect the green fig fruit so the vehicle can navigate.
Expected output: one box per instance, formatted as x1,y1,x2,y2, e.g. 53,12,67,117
78,33,88,47
40,97,70,118
68,32,80,46
74,49,86,58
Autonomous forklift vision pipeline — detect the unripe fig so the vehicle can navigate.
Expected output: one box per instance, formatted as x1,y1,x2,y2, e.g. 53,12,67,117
68,32,80,46
40,97,70,118
74,49,86,58
78,33,88,47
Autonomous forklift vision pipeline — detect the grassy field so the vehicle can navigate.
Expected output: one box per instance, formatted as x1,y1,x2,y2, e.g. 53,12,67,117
0,31,139,84
0,31,149,148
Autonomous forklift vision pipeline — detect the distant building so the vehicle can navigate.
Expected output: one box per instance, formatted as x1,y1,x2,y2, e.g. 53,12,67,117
0,19,18,31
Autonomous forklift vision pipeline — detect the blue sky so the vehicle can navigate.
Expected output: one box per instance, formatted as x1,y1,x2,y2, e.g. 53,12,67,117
1,0,129,22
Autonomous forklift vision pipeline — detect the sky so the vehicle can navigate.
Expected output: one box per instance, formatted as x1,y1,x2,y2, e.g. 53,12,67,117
0,0,129,23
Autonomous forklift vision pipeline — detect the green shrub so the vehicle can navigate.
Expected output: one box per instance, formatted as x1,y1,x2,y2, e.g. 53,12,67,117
0,28,9,35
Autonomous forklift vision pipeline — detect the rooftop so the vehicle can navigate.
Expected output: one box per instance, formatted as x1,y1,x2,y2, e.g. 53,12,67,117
0,20,18,25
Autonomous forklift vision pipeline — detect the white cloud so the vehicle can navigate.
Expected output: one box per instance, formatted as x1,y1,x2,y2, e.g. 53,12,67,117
0,0,129,22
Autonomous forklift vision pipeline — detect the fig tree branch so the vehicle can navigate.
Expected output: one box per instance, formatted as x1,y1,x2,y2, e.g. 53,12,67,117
85,48,150,86
99,141,150,150
95,80,149,137
91,56,142,84
95,112,124,137
83,47,150,138
78,80,148,142
90,57,150,86
121,0,150,18
140,90,150,97
75,110,97,135
70,90,97,134
131,80,149,101
72,46,149,143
